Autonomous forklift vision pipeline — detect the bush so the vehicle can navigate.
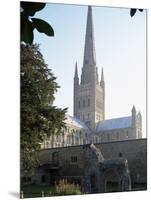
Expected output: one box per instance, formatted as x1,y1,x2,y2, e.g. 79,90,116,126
54,179,82,196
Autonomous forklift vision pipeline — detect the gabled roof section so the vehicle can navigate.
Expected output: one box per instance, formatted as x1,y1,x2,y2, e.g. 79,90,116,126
96,116,132,132
65,115,89,130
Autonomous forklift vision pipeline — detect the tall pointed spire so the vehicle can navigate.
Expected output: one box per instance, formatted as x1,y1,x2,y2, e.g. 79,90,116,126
74,62,78,77
81,6,97,85
83,6,96,67
74,6,105,129
101,67,104,82
100,67,105,88
74,62,79,86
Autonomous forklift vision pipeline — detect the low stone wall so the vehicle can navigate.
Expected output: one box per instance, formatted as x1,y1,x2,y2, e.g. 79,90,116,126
37,138,147,186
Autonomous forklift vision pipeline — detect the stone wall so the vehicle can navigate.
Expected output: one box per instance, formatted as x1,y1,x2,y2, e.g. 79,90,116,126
37,138,147,185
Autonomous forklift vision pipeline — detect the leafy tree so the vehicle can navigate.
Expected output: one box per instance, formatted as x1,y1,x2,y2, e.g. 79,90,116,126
21,2,54,44
130,8,143,17
21,43,67,173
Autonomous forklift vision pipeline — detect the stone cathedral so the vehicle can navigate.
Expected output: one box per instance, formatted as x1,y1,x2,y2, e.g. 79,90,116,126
41,6,142,149
21,6,146,193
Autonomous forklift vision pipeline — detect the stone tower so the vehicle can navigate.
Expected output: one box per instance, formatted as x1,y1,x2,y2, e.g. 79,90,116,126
73,6,105,130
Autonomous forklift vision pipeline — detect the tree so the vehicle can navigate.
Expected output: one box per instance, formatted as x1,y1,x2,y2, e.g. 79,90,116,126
130,8,143,17
21,43,67,173
21,2,54,44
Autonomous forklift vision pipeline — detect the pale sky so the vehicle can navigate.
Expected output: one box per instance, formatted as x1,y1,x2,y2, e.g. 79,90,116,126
33,3,146,137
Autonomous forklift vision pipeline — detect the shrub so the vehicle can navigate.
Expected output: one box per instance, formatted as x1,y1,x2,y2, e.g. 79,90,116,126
54,179,82,196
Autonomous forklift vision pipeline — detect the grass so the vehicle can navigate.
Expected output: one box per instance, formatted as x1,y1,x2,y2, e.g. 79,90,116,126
21,184,55,198
21,180,82,198
21,182,147,198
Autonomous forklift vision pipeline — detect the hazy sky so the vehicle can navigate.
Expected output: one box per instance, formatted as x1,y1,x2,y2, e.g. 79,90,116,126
33,3,146,137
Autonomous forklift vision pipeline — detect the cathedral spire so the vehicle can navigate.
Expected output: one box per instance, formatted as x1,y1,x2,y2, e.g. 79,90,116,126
74,62,78,78
83,6,96,67
101,67,104,82
100,67,105,88
74,62,79,86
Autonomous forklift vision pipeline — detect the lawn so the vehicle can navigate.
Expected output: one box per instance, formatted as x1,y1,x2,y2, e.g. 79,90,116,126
21,184,55,198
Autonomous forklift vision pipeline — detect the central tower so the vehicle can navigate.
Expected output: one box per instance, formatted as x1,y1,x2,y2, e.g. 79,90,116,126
73,6,105,130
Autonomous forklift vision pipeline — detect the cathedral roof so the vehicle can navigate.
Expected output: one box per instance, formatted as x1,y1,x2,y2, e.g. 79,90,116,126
65,115,89,130
96,116,132,132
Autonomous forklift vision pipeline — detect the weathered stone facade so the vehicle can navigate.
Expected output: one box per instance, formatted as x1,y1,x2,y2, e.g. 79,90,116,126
32,139,147,192
41,106,142,149
41,6,142,149
73,6,105,130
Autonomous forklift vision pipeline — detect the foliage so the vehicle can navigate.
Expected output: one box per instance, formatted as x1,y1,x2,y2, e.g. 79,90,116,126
21,43,67,173
21,2,54,44
130,8,143,17
54,179,82,195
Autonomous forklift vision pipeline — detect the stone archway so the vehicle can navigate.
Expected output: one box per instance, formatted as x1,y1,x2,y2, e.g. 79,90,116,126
90,173,97,192
103,168,121,192
88,166,101,193
100,159,132,193
83,144,131,194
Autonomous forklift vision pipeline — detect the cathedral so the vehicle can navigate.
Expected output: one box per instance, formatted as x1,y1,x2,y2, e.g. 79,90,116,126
21,6,147,193
41,6,142,149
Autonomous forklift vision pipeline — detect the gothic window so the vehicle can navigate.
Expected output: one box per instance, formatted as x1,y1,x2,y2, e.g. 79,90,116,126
52,152,59,165
85,60,88,65
71,156,78,163
119,152,123,157
116,132,119,140
126,131,128,138
76,136,79,145
78,101,80,108
41,175,46,183
69,135,72,144
21,177,27,183
88,113,89,119
83,114,85,120
86,121,90,127
88,98,90,106
83,100,85,107
47,141,49,148
99,136,101,143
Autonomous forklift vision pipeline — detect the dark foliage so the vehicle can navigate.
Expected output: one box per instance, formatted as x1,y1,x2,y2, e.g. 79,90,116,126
21,43,67,173
130,8,143,17
21,2,54,44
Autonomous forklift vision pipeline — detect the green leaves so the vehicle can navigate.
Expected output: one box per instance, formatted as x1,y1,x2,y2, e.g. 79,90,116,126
32,18,54,36
130,8,143,17
21,2,46,16
21,44,67,173
21,2,54,44
130,9,137,17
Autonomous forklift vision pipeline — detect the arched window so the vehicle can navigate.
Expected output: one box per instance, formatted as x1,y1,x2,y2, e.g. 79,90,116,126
126,131,128,138
83,100,85,107
116,132,119,140
52,152,59,165
83,114,85,120
88,98,90,106
119,152,123,157
78,101,80,108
